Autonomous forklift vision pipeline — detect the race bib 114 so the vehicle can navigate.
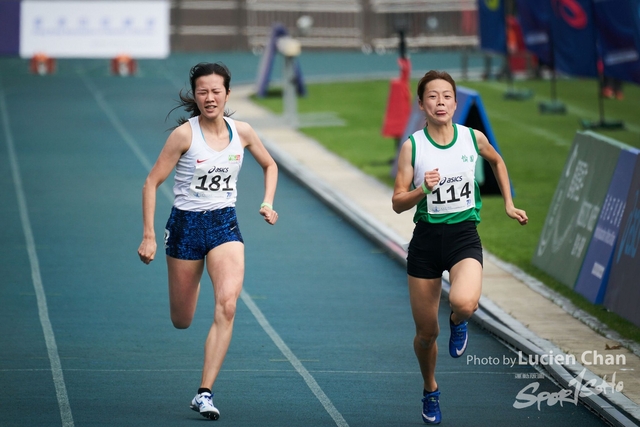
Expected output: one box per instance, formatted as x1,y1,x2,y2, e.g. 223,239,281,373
427,169,475,214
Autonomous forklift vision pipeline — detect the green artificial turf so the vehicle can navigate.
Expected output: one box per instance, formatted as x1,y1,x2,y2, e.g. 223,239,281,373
252,76,640,345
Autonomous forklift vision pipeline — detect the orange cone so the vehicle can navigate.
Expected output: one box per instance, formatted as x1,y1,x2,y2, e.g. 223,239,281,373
111,54,137,76
30,53,56,75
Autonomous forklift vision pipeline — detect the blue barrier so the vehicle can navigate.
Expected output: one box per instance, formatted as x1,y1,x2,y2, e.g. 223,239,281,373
604,152,640,328
574,148,640,303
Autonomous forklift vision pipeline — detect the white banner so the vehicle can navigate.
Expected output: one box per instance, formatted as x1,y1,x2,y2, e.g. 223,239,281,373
20,1,170,58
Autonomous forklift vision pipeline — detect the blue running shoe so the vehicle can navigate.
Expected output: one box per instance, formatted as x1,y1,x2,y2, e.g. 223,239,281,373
422,390,441,424
449,314,468,358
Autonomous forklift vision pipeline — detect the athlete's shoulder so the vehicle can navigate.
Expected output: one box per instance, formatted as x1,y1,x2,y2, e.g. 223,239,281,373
468,127,488,142
230,117,251,133
174,120,193,138
410,128,428,147
454,123,471,132
412,127,427,137
455,124,484,142
232,119,260,147
455,123,482,138
166,120,193,152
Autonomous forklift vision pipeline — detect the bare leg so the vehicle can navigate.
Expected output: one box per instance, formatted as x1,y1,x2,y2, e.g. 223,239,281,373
408,275,442,392
200,241,245,389
448,258,482,325
166,257,205,329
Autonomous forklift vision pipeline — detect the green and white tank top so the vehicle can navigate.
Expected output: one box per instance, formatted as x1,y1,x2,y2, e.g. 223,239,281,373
411,123,482,224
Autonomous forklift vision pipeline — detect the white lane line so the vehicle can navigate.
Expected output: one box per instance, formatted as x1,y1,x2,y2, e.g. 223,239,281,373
78,71,173,201
241,292,349,427
0,90,75,427
81,70,349,427
0,367,516,376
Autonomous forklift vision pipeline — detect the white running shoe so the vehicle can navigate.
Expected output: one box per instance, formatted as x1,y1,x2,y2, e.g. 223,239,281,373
190,392,220,420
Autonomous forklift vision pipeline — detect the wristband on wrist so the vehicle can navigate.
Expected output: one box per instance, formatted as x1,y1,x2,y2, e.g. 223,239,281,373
260,202,273,210
421,182,430,194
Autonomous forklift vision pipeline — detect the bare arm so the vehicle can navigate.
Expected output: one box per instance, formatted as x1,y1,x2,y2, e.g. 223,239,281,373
138,124,191,264
475,129,528,225
237,120,279,225
392,139,439,213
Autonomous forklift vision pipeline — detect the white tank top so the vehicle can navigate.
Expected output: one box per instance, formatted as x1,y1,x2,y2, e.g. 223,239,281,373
172,116,244,211
412,123,481,221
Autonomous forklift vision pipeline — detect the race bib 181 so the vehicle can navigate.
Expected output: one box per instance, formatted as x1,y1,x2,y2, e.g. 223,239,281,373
189,164,237,201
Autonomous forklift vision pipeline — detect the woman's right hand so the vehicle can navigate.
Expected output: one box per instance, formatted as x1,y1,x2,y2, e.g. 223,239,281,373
423,168,440,192
138,238,157,264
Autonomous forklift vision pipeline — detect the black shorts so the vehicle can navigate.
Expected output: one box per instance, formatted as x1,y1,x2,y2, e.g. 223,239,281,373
164,206,244,261
407,220,483,279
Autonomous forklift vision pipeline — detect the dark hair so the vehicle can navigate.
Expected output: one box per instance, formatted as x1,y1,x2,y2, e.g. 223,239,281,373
416,70,457,103
168,62,234,127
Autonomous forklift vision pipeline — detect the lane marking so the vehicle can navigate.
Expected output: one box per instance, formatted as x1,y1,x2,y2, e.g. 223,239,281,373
0,90,75,427
0,367,518,377
241,292,349,427
78,71,173,202
81,70,349,427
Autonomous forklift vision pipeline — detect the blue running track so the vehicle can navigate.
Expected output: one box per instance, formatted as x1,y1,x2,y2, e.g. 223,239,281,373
0,53,612,426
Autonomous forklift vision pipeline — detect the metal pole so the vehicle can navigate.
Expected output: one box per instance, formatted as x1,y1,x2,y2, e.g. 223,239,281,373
283,55,298,127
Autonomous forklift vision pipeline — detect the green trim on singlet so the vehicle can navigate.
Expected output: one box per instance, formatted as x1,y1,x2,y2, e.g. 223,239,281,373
424,123,458,149
409,134,417,190
469,127,479,154
410,134,417,168
469,127,484,184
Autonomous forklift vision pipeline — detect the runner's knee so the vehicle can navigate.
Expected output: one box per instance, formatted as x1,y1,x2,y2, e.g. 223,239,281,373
216,297,237,323
416,326,440,348
171,313,193,329
451,301,478,321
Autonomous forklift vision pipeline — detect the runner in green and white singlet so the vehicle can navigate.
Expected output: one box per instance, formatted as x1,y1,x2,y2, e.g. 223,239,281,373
392,70,528,425
410,122,481,224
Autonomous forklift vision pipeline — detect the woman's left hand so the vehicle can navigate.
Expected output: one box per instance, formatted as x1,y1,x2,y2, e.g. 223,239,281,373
507,206,528,225
260,206,278,225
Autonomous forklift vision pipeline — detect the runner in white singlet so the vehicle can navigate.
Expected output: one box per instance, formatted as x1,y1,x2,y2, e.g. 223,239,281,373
137,62,278,421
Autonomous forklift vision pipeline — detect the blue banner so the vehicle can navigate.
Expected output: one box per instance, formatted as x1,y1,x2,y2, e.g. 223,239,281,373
532,132,624,288
551,0,598,77
594,0,640,84
515,0,552,65
478,0,507,54
574,149,640,304
0,1,20,56
604,153,640,328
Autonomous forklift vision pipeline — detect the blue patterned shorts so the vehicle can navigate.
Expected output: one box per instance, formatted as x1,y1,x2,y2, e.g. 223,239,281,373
164,206,244,260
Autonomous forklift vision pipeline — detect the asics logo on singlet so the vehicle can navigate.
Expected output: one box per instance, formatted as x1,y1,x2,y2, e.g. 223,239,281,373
208,166,229,174
439,175,463,185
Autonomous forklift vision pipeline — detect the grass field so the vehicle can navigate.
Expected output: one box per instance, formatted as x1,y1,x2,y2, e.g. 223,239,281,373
251,76,640,345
